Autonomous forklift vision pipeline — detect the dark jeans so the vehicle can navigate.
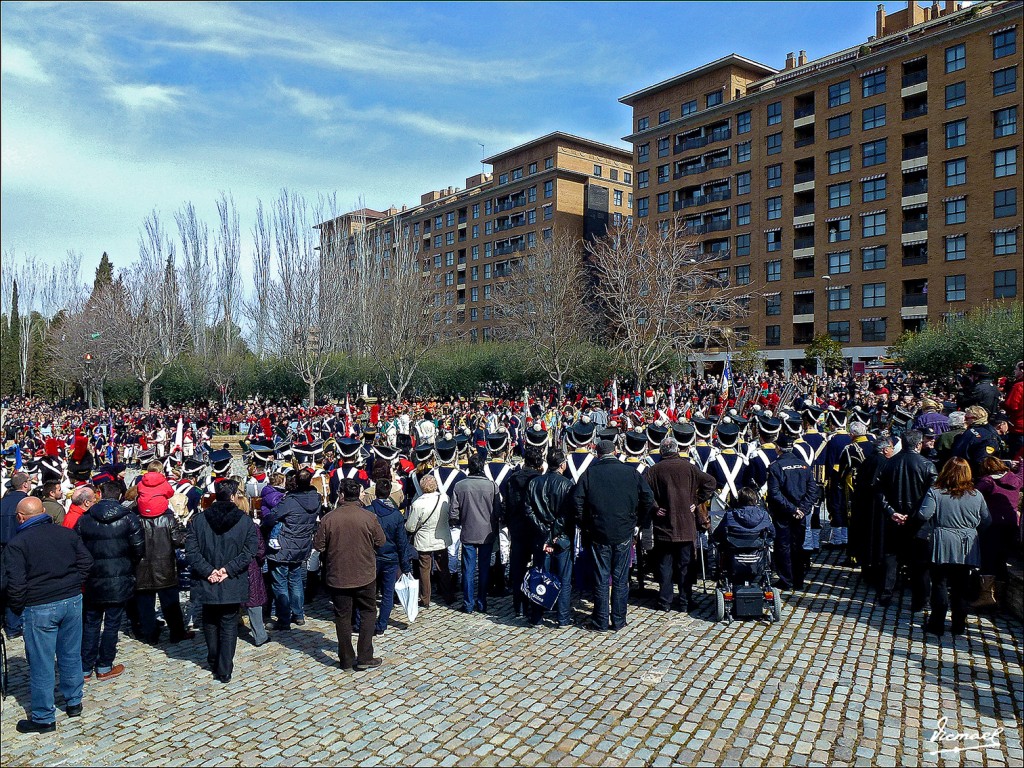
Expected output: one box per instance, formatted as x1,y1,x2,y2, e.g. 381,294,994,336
653,540,694,609
928,564,970,633
880,536,931,608
590,539,632,630
461,541,494,613
355,564,399,634
329,583,376,669
82,601,126,675
23,594,83,723
201,603,240,679
414,549,453,607
136,588,187,642
507,537,532,614
772,519,809,589
270,561,305,628
528,545,574,626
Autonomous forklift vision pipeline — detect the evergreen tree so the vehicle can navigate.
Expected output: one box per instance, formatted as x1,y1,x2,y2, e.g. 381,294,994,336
94,252,114,292
4,280,22,395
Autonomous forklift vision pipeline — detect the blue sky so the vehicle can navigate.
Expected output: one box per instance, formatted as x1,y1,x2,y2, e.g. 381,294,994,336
1,1,880,279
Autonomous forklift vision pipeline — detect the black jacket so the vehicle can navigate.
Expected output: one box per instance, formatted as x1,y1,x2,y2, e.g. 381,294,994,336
136,512,185,592
262,489,320,564
1,513,93,613
0,490,28,546
526,471,575,548
503,467,543,541
571,456,657,545
368,499,415,572
958,378,1000,415
185,500,257,605
75,499,146,605
875,450,937,537
766,451,821,522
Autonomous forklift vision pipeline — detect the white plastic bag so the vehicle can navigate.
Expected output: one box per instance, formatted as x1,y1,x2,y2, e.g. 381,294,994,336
395,572,419,623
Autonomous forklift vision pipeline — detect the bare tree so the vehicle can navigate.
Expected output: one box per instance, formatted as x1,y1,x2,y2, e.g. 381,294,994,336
52,282,126,408
353,220,456,400
587,217,752,389
175,202,213,358
246,198,273,359
492,233,595,392
115,210,190,409
209,192,244,403
11,255,42,395
266,190,346,405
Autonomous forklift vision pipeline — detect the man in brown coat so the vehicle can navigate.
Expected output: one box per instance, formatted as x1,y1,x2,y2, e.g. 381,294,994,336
312,479,386,671
644,435,717,612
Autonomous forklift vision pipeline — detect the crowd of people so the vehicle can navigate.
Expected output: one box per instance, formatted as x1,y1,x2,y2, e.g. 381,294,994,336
1,361,1021,735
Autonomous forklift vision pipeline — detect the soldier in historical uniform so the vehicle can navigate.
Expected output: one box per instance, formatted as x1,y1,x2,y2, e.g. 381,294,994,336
564,422,597,484
707,422,747,514
745,416,782,499
433,439,468,585
483,431,514,597
690,417,718,472
645,424,669,466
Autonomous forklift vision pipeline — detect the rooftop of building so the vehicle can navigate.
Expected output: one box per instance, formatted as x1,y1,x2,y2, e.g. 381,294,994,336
481,131,632,165
618,54,777,106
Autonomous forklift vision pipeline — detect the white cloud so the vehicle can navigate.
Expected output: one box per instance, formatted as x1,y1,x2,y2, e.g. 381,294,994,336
275,83,334,121
105,83,186,111
0,42,52,83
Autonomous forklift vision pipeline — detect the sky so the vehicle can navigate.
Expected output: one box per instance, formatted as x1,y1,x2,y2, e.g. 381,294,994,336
1,1,882,281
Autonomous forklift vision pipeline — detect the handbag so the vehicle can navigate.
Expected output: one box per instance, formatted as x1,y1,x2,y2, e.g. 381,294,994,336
521,556,561,610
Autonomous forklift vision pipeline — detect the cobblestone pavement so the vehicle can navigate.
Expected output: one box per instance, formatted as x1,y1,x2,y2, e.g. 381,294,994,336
2,550,1021,767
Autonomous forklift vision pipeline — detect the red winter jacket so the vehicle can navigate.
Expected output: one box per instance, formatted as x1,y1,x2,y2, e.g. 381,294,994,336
137,472,175,518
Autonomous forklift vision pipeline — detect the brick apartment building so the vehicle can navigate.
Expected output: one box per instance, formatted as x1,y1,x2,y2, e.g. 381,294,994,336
621,0,1021,372
322,132,633,343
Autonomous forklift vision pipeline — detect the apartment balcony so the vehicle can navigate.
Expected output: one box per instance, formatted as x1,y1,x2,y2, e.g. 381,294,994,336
495,196,526,213
494,240,525,257
674,127,732,153
902,293,928,307
794,203,815,217
687,219,732,235
794,235,815,250
794,135,815,148
794,267,815,279
676,190,732,210
902,219,928,234
794,170,815,184
903,252,928,266
794,104,816,119
902,103,929,120
903,180,928,196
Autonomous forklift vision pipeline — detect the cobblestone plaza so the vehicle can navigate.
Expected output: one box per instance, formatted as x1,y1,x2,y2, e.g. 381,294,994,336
1,551,1021,766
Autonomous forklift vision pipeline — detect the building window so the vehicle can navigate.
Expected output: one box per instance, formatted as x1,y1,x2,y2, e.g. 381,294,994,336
862,177,886,202
736,265,750,285
945,43,966,73
862,138,886,167
736,203,751,226
862,70,886,97
993,66,1017,96
736,172,751,195
623,171,632,184
828,219,851,243
594,164,602,177
828,182,851,208
767,260,782,281
766,197,782,220
446,251,455,266
657,137,670,157
543,227,553,240
829,287,851,311
766,133,782,155
527,186,536,202
637,143,649,163
766,231,781,252
614,190,623,206
737,110,751,134
828,147,851,174
994,147,1017,177
945,234,966,261
862,104,886,131
609,168,618,181
945,158,967,186
638,169,649,189
994,106,1018,137
472,204,480,220
484,242,491,258
637,197,649,217
994,230,1017,256
545,156,554,170
945,274,967,302
658,109,670,125
766,164,782,188
544,180,554,198
528,162,537,175
637,116,649,131
944,198,966,225
736,233,751,257
434,235,443,248
657,164,670,184
511,168,523,181
433,255,442,269
828,321,850,342
994,269,1017,298
471,265,478,279
994,28,1017,58
706,90,723,108
862,212,886,237
657,192,670,213
484,264,492,279
945,81,966,108
766,325,781,346
471,288,479,302
995,188,1017,217
828,80,851,107
828,113,851,139
681,99,698,117
945,119,967,149
543,204,553,220
527,209,536,224
767,101,782,125
446,231,455,245
484,285,492,299
737,141,751,163
862,318,886,342
862,245,887,271
765,294,781,315
828,250,851,274
863,282,886,308
499,173,508,185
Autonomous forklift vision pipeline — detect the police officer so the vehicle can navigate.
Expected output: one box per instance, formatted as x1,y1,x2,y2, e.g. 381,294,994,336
767,431,821,590
952,405,1001,475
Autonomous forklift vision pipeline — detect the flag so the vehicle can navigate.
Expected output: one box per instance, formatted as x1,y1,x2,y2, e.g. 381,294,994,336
612,378,619,411
668,380,676,414
345,394,353,437
174,417,183,453
722,354,732,398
